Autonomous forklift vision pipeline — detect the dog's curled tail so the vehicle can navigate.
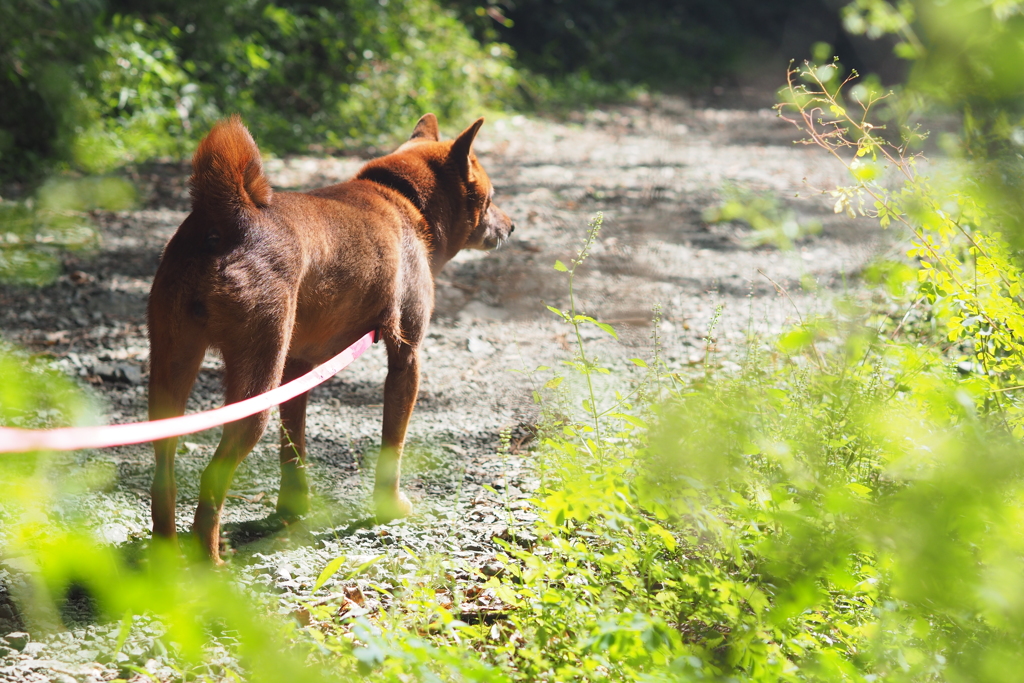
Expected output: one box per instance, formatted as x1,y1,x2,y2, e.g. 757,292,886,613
189,115,272,214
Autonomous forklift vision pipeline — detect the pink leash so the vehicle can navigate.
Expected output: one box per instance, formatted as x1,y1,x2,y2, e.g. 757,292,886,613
0,330,377,453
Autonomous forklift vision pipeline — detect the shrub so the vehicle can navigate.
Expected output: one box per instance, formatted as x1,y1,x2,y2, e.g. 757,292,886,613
0,0,516,182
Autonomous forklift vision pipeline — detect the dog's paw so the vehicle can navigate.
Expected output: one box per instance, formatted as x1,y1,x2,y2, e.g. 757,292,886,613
375,490,412,523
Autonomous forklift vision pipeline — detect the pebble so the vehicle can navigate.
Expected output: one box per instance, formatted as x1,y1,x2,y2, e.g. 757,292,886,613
2,634,27,652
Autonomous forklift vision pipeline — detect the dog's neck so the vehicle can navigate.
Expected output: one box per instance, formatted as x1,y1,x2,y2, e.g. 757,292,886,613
357,166,426,215
357,164,467,275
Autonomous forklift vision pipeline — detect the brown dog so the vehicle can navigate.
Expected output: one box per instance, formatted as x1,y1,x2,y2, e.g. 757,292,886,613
147,114,513,562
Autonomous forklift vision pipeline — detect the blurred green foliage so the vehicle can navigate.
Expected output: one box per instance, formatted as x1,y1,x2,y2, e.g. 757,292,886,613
703,183,823,250
0,0,875,187
0,0,515,183
511,304,1024,681
841,0,1024,241
448,0,859,92
0,176,132,285
0,343,97,430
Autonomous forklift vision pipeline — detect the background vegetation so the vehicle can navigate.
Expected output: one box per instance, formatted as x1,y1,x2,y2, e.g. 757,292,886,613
7,0,1024,681
448,0,894,93
0,0,516,184
2,0,883,186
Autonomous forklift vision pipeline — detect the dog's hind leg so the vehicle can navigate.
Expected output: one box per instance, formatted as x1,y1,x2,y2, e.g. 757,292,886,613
192,322,293,563
277,359,314,520
375,338,419,522
148,318,207,543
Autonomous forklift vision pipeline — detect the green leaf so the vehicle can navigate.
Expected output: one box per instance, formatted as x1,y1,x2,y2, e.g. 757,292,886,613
245,43,271,70
113,610,133,655
630,357,648,368
609,412,648,429
593,321,618,339
647,523,677,551
553,260,568,272
547,305,567,320
313,556,346,592
851,159,881,182
778,327,814,353
545,376,564,389
747,588,770,614
845,482,872,499
345,555,382,580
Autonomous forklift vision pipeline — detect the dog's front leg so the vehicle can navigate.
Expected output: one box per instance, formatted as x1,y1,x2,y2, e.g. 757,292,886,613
376,340,418,522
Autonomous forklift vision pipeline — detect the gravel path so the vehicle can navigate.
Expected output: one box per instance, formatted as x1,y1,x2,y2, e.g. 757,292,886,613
0,94,885,680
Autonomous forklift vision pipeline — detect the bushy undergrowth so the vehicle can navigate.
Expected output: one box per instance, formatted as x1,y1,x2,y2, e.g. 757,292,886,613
448,0,861,92
0,0,515,183
0,176,133,285
5,193,1024,681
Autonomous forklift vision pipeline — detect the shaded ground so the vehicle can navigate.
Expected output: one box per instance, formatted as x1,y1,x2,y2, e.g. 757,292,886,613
0,93,886,680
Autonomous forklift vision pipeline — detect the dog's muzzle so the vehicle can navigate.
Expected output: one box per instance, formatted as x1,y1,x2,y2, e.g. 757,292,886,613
471,203,515,250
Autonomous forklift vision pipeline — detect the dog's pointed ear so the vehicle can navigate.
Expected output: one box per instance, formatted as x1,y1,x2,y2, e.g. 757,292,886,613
409,113,440,142
451,118,484,175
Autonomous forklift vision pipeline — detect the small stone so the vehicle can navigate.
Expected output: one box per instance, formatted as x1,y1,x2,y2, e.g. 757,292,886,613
458,301,508,323
92,362,116,380
118,363,143,384
467,336,496,357
481,561,505,577
69,271,94,285
343,585,366,606
3,633,29,651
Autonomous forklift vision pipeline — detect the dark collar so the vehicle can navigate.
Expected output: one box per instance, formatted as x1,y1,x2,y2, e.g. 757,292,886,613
357,166,425,213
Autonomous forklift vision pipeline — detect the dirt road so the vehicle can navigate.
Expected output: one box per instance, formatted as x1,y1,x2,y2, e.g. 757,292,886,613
0,94,884,679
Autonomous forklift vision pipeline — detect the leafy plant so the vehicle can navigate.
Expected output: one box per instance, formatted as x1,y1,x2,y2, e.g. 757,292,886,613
0,176,133,285
703,183,822,250
778,57,1024,434
0,0,517,183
